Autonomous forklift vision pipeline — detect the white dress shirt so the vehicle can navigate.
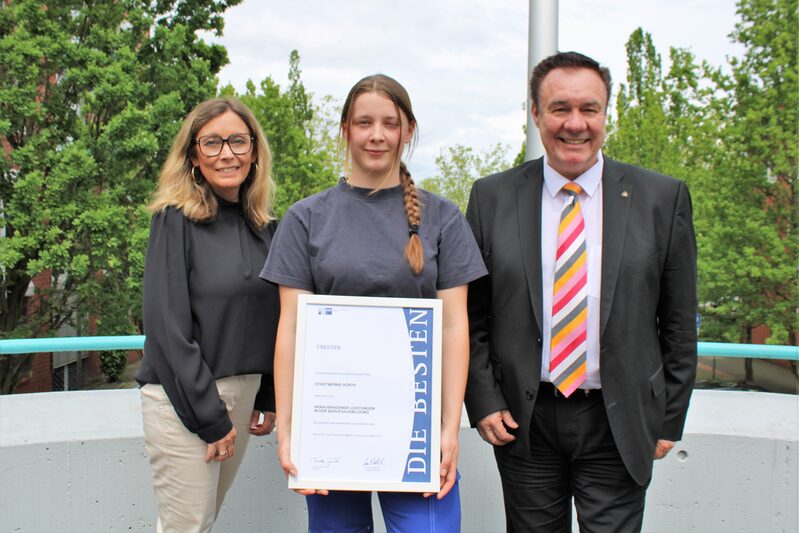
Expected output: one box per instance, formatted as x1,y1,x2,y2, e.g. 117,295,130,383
540,152,604,389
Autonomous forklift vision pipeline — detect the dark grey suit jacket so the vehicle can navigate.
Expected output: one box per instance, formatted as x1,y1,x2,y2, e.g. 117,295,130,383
465,156,697,485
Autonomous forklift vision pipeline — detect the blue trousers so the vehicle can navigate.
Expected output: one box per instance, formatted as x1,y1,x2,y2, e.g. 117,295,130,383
306,479,461,533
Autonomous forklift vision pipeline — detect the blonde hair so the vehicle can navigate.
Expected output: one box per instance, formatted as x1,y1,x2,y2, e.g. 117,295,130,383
340,74,424,275
149,98,275,228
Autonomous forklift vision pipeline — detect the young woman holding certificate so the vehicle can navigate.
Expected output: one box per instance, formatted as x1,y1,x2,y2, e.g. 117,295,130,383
261,74,487,531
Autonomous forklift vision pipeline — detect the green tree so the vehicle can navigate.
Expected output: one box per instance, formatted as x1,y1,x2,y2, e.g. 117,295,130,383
309,93,345,181
225,51,338,217
704,0,797,345
606,0,797,347
606,29,674,173
0,0,241,392
421,143,510,212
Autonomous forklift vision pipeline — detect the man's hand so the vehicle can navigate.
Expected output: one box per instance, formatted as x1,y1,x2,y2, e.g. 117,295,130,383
654,439,675,459
476,409,518,446
249,410,276,436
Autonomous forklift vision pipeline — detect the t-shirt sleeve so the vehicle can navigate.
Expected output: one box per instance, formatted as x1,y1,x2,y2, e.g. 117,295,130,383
435,201,489,290
259,206,315,291
141,209,232,443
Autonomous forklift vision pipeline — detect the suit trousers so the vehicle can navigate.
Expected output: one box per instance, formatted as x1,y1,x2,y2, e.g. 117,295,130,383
494,383,648,533
141,374,260,533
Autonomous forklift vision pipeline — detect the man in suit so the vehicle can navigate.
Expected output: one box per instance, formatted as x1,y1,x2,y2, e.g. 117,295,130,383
465,51,697,532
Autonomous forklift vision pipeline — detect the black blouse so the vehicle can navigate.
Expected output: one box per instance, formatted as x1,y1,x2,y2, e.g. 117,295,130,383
136,199,279,443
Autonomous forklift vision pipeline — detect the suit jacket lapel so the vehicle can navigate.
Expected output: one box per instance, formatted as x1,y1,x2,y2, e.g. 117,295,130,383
600,157,631,336
516,158,544,333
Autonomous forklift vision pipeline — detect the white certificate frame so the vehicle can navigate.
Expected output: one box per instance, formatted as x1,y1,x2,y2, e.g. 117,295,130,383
289,294,442,493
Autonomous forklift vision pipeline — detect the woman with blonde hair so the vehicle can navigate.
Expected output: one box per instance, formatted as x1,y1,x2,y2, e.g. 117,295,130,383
261,74,487,532
137,97,280,532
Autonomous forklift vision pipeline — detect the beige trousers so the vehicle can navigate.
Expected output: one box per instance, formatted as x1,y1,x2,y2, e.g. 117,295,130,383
141,374,260,533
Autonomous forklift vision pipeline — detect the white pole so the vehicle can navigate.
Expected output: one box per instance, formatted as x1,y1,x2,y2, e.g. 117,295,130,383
526,0,559,161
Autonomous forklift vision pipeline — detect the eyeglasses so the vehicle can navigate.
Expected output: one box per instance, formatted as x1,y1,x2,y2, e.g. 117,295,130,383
193,134,254,157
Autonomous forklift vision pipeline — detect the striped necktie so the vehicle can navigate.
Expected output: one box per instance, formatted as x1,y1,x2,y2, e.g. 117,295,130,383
549,182,587,397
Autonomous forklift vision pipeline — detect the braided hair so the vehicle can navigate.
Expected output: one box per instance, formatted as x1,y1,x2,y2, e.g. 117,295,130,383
399,161,423,274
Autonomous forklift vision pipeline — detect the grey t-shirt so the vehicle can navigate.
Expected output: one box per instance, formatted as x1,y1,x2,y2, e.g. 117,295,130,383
260,180,487,297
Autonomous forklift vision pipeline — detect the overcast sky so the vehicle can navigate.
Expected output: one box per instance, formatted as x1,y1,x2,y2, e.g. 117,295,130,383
201,1,743,179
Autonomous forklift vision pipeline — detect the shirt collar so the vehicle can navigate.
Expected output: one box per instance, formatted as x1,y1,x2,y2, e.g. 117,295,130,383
543,151,604,199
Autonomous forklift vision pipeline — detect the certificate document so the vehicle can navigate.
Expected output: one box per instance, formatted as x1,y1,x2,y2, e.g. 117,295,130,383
289,294,442,492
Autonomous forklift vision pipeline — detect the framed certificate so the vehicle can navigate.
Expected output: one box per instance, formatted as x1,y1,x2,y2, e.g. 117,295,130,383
289,294,442,492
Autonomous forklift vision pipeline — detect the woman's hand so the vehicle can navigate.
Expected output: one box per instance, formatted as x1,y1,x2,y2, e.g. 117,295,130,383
249,410,276,436
206,426,237,463
424,285,468,500
424,427,459,499
277,425,328,496
274,286,328,496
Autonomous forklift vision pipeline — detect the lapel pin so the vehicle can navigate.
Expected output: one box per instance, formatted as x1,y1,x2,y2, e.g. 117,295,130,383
621,191,629,198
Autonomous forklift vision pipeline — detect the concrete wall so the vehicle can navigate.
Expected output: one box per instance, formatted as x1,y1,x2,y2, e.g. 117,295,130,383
0,389,796,532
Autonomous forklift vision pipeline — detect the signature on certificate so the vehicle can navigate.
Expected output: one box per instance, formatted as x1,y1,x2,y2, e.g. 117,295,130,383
310,457,341,468
362,457,385,471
